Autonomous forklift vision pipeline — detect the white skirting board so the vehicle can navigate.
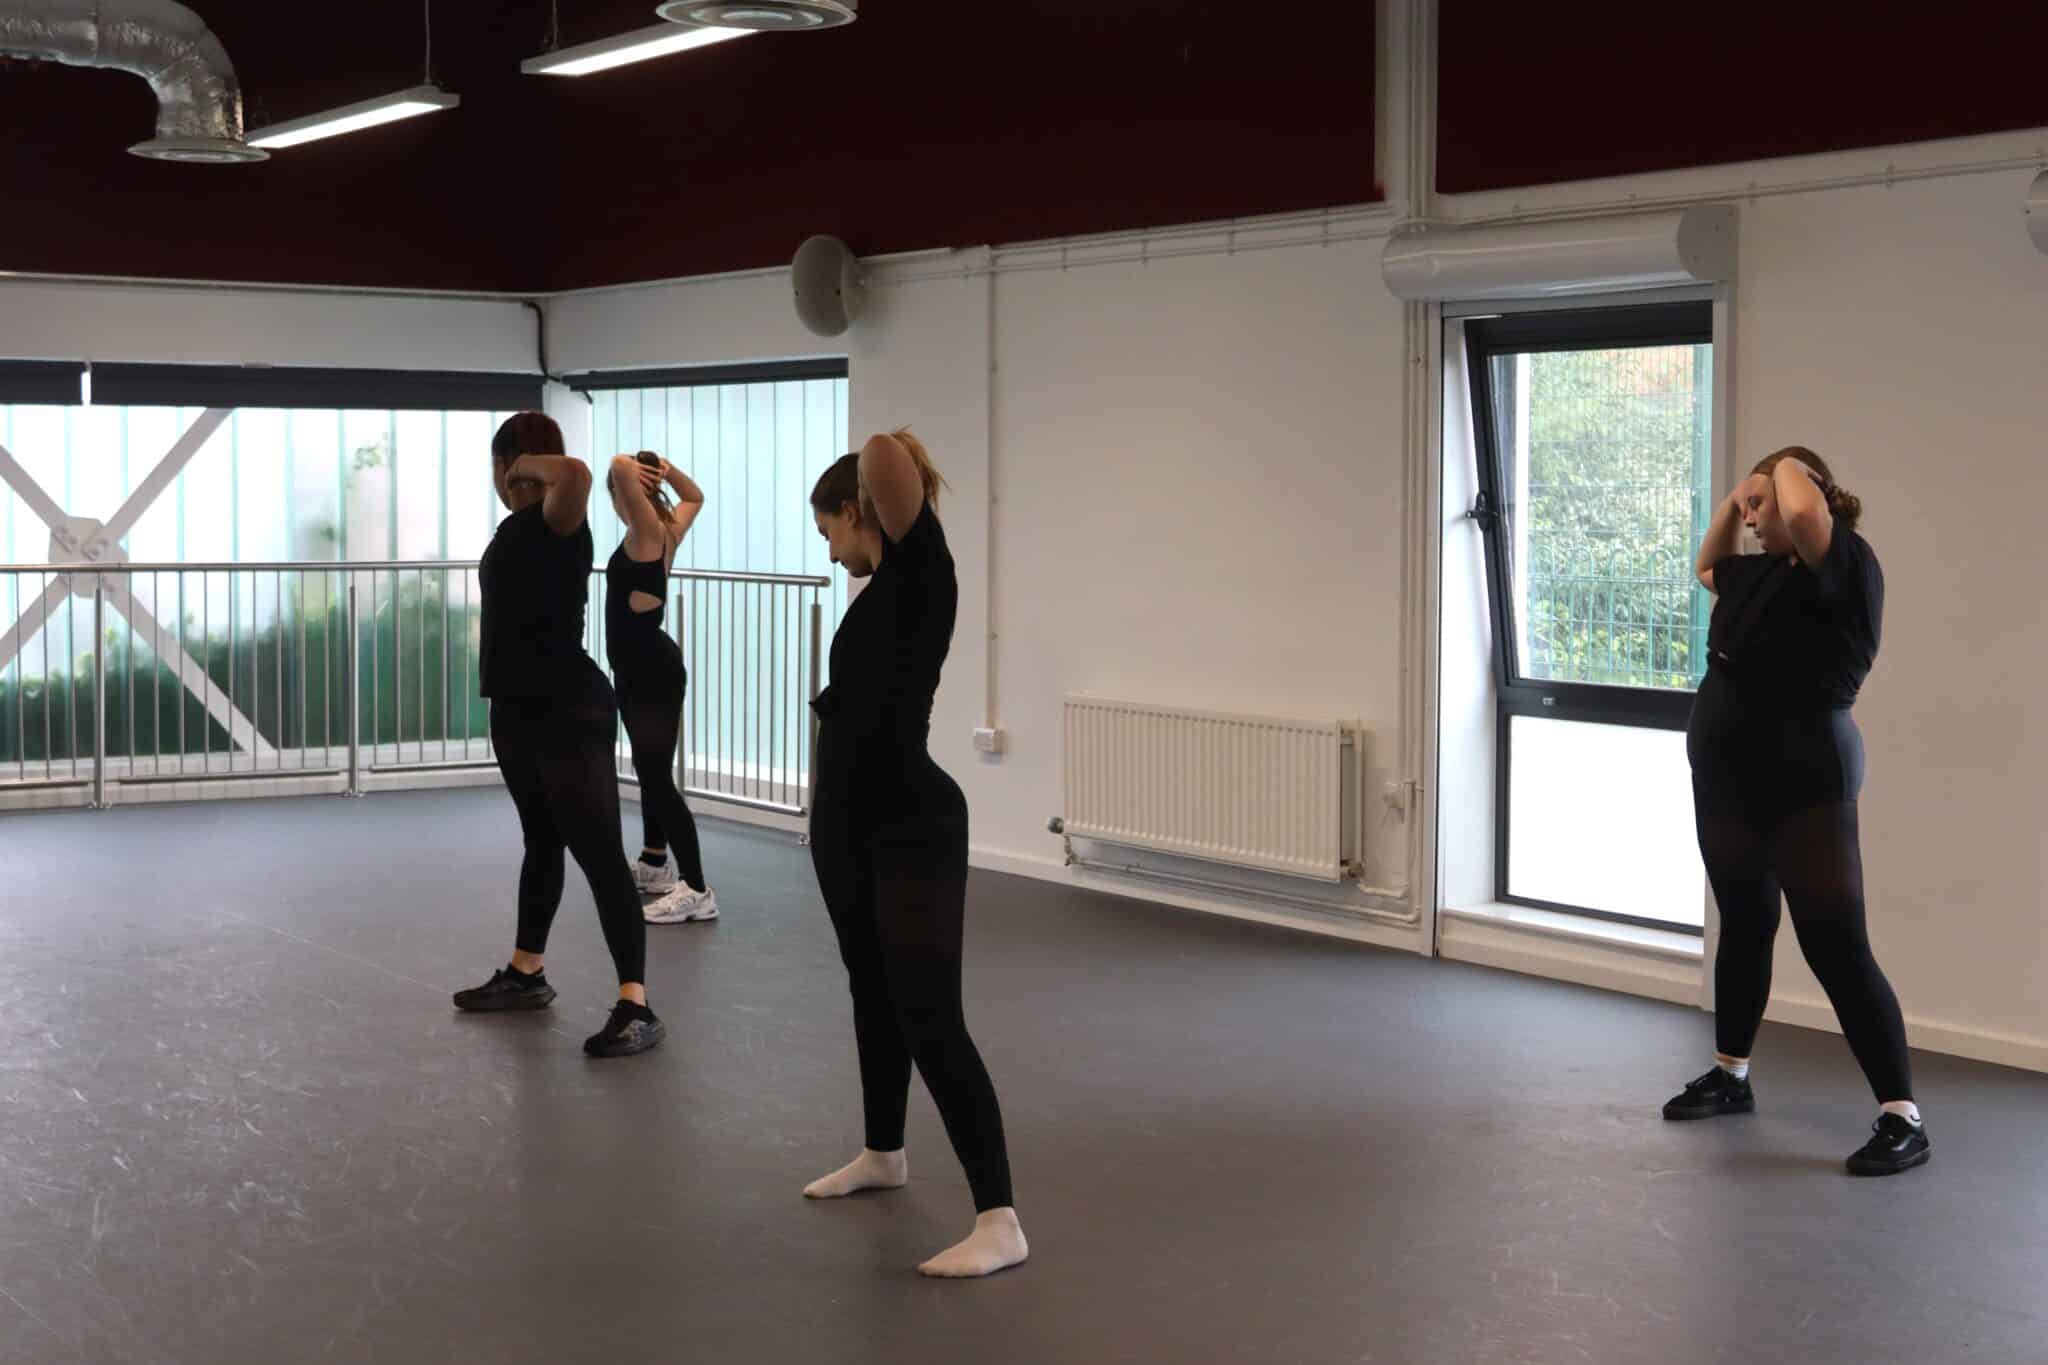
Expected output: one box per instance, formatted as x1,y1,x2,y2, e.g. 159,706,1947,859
970,846,1428,955
1439,908,2048,1075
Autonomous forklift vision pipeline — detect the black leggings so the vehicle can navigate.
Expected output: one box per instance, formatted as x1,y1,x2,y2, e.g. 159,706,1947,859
615,648,706,893
1689,671,1910,1102
491,688,647,985
810,759,1013,1212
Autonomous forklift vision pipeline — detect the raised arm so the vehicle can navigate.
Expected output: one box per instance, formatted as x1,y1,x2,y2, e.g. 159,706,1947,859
1773,454,1834,569
658,459,705,541
509,454,592,537
1695,484,1747,594
858,432,929,544
609,455,674,556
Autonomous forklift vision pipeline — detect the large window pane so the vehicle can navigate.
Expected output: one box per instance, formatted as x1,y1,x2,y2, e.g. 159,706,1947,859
1486,343,1712,691
1505,715,1705,929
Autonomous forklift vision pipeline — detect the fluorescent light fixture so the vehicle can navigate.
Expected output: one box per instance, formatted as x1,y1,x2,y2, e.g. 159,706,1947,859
520,23,747,77
245,85,460,150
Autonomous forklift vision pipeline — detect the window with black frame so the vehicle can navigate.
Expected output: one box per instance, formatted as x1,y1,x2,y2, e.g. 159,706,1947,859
1464,302,1714,932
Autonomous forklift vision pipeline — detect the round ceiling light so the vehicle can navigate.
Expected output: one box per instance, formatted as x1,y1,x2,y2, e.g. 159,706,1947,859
129,137,269,165
656,1,857,32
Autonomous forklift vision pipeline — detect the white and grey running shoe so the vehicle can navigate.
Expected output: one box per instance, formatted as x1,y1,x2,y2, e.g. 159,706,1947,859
644,885,719,924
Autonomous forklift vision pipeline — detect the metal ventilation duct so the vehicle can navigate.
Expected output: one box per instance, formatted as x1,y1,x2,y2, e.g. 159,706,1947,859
0,0,266,162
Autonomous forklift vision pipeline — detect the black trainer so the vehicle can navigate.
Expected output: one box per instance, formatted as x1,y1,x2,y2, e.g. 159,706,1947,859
584,1001,666,1058
1662,1067,1755,1120
453,966,557,1013
1846,1114,1931,1176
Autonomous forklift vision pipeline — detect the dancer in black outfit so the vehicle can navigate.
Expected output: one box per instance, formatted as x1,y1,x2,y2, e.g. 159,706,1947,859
604,451,716,925
801,431,1027,1277
452,412,665,1058
1665,445,1926,1175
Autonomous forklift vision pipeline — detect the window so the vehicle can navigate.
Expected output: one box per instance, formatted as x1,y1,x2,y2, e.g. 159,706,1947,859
577,363,851,807
1,377,532,773
1464,302,1713,931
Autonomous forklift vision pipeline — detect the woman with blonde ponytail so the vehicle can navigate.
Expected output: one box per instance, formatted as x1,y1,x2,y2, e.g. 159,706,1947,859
799,430,1026,1278
1668,445,1927,1176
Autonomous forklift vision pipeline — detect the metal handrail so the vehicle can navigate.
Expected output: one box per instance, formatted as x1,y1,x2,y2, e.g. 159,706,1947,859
3,559,831,588
2,557,829,815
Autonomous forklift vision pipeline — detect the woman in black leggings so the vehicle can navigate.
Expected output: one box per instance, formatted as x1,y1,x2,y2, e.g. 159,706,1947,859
452,412,665,1058
604,451,716,925
1664,445,1925,1175
801,431,1026,1278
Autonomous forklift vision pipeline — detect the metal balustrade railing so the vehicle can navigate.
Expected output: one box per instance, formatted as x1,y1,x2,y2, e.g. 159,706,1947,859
0,559,829,817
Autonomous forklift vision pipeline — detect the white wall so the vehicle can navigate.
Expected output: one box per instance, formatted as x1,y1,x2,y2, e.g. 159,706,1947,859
1430,130,2048,1069
1725,167,2048,1066
544,236,1425,950
0,279,536,372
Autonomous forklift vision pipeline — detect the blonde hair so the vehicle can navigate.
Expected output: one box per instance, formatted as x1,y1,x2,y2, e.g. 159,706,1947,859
890,428,949,509
809,428,949,518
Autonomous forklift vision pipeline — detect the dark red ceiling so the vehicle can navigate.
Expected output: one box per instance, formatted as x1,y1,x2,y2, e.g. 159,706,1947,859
1438,0,2048,194
0,1,1380,293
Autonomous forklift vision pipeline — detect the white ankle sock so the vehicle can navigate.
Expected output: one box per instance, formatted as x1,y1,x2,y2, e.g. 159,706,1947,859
1714,1053,1750,1081
802,1148,908,1199
917,1207,1029,1279
1880,1100,1922,1126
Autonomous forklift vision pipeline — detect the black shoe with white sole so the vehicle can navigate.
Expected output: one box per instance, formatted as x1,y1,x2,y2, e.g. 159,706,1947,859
1662,1067,1755,1120
1846,1114,1931,1176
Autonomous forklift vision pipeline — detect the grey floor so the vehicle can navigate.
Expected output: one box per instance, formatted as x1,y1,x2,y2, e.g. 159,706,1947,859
1,791,2041,1365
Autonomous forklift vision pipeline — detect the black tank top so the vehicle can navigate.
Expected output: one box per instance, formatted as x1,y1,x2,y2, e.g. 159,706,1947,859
604,541,671,673
478,505,600,700
811,502,954,757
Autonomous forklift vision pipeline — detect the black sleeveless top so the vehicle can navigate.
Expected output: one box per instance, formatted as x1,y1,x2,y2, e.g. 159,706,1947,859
604,541,670,673
811,502,954,757
478,505,600,700
1705,526,1883,708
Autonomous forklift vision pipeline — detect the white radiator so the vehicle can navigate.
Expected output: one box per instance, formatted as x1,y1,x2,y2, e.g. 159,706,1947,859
1060,695,1361,883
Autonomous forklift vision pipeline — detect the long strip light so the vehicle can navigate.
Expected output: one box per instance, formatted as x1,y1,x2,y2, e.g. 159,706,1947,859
245,85,460,151
521,23,747,77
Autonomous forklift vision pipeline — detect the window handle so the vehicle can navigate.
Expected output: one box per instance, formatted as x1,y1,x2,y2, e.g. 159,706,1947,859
1464,490,1501,533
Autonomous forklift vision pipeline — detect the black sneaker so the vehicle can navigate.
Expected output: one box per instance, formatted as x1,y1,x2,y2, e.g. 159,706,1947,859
1846,1114,1931,1176
584,1001,666,1058
453,967,557,1013
1662,1067,1755,1120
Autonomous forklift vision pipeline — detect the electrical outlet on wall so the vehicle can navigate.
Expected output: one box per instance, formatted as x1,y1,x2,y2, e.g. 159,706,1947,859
973,727,1006,755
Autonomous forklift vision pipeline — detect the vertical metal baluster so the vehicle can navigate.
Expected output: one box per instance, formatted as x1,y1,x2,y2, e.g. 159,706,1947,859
229,569,239,773
754,582,763,801
177,571,187,772
723,579,732,797
91,576,105,809
202,571,211,772
371,570,381,768
441,567,449,763
347,577,361,796
41,574,51,781
275,570,284,772
776,584,785,806
415,569,425,766
394,568,405,764
297,572,307,770
125,571,135,776
152,572,162,776
463,569,472,758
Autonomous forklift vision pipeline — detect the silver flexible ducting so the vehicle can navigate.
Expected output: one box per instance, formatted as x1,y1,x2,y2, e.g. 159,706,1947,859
0,0,265,162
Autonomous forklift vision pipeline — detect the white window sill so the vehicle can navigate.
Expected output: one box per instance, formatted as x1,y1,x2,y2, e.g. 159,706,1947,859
1441,901,1704,964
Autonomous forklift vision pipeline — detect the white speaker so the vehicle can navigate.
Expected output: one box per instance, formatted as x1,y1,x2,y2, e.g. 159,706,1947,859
792,235,866,337
2027,170,2048,256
